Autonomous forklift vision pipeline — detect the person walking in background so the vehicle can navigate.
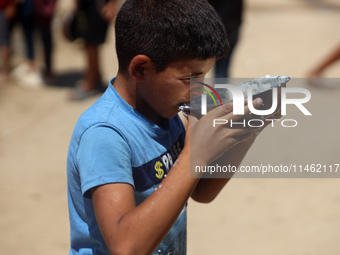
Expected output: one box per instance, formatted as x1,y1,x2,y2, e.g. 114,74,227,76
32,0,58,82
68,0,117,100
10,0,58,87
9,0,37,85
0,0,16,84
208,0,243,78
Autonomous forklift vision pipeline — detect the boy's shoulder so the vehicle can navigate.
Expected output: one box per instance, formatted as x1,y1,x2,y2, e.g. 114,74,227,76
73,82,125,137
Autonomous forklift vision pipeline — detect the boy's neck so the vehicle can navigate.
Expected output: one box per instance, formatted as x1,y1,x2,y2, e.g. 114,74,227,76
113,73,165,128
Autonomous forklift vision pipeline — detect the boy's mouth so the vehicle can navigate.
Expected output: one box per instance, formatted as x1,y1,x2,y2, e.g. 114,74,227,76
175,97,191,107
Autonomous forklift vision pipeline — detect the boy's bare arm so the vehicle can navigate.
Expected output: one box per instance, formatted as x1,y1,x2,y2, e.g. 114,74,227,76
91,100,262,254
191,111,282,203
91,146,199,255
191,136,255,203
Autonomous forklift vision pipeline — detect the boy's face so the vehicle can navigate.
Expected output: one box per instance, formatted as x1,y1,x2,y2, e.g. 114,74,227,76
138,58,215,119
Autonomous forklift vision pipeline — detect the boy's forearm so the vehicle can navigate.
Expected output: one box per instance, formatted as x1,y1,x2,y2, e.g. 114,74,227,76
191,137,255,203
93,101,263,253
93,147,200,255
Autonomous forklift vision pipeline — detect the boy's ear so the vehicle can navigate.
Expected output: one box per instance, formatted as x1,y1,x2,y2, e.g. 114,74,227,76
128,55,154,82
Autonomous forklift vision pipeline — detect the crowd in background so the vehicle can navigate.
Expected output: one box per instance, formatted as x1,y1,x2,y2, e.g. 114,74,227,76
0,0,339,100
0,0,117,100
0,0,57,87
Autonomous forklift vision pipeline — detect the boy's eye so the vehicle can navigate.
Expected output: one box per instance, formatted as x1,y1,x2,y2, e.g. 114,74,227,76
180,78,191,82
182,77,196,81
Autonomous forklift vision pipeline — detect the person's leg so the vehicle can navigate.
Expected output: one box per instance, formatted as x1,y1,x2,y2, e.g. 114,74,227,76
215,52,231,78
39,24,53,79
68,43,103,100
0,46,10,75
0,44,11,86
83,43,101,91
214,28,240,78
0,11,10,78
307,42,340,79
19,1,35,71
68,0,108,100
82,0,108,91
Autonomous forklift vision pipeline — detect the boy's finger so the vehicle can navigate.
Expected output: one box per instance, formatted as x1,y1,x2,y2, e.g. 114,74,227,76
227,98,263,122
211,99,247,117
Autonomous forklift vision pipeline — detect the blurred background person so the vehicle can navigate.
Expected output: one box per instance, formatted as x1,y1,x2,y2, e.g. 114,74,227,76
32,0,58,82
10,0,57,87
68,0,117,100
208,0,243,78
0,0,16,83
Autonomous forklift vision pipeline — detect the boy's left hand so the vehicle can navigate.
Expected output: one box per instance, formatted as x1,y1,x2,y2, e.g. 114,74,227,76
251,110,283,139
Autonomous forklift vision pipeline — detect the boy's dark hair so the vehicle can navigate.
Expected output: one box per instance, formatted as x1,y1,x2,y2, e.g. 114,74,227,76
115,0,229,71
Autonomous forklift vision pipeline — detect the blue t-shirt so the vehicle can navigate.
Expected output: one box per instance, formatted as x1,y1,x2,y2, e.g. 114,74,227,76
67,78,187,255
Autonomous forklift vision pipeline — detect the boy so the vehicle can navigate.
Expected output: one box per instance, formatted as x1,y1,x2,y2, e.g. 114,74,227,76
67,0,264,254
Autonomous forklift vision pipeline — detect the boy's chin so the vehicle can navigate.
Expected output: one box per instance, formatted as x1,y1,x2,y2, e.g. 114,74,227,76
161,109,180,119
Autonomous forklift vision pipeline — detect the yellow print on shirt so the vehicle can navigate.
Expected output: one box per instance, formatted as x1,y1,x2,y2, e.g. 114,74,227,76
177,141,182,154
155,161,164,179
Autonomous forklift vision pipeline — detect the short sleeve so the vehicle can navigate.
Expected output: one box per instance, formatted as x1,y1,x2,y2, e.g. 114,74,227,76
76,125,134,198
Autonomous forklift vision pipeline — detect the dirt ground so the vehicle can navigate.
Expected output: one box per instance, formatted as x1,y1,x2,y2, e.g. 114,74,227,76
1,0,340,254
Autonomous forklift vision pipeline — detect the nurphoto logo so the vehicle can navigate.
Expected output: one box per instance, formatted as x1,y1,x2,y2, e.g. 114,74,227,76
190,77,312,128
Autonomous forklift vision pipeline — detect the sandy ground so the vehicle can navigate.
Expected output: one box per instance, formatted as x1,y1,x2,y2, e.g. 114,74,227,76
1,0,340,254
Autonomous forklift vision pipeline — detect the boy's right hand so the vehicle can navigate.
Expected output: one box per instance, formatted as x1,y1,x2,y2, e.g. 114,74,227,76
187,98,263,168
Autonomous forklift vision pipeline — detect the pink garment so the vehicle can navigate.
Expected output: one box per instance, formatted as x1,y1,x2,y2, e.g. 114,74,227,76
32,0,57,30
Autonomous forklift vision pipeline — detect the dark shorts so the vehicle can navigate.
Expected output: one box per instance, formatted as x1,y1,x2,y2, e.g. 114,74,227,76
78,0,109,45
